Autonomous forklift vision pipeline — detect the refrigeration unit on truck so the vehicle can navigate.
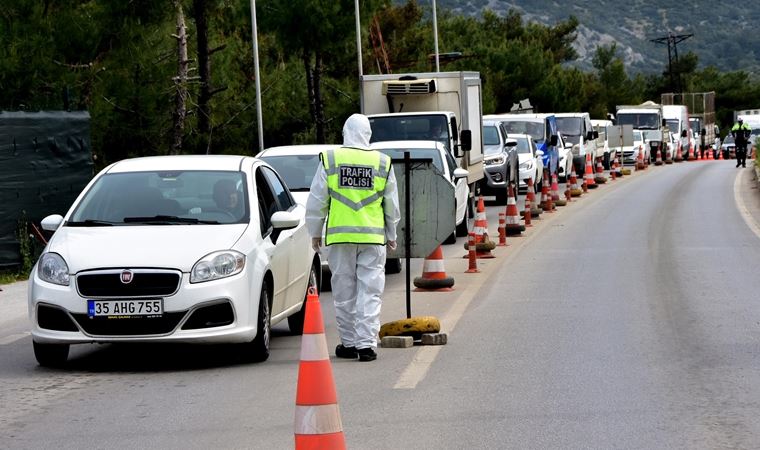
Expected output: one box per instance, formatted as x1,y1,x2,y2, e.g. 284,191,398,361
662,92,718,157
615,101,668,162
359,71,485,199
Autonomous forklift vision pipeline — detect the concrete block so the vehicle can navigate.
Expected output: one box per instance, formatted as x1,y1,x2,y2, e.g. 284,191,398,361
381,336,413,348
421,333,448,345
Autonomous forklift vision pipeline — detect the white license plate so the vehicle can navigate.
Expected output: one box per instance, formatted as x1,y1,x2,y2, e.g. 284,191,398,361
87,299,163,318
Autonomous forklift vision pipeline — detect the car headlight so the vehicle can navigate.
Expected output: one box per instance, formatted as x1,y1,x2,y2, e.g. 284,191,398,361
191,250,246,283
519,160,533,170
38,253,70,286
485,155,505,166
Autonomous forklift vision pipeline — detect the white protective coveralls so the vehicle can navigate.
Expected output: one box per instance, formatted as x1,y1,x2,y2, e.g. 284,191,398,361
305,114,401,350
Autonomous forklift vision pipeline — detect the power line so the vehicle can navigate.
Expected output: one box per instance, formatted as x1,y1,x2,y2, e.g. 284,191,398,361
650,32,693,92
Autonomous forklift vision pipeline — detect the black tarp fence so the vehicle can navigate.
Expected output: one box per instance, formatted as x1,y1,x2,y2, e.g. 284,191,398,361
0,111,94,268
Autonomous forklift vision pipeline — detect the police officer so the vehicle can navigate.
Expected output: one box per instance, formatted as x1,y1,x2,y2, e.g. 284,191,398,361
731,117,752,168
306,114,400,362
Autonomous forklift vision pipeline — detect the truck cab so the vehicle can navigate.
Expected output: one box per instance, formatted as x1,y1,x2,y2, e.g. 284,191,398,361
615,102,667,163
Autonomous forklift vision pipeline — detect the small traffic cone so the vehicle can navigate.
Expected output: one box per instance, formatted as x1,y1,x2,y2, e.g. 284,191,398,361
636,146,646,170
552,172,567,206
295,288,346,450
654,147,663,166
610,158,617,181
719,149,724,160
674,143,684,162
564,176,573,202
569,166,583,197
464,232,479,273
524,177,542,218
504,184,523,235
664,145,674,164
707,148,713,160
497,212,507,246
584,153,597,189
414,245,455,291
523,183,533,227
594,159,607,184
463,195,495,258
541,168,554,212
687,142,695,161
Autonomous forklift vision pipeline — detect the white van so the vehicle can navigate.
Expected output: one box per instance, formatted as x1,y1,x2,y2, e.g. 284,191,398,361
662,105,690,157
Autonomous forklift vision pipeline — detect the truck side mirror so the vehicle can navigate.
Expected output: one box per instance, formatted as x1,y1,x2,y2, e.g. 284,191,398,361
586,131,594,141
681,129,688,138
701,128,706,136
662,119,667,127
459,129,472,154
550,135,558,147
450,117,458,142
594,131,599,139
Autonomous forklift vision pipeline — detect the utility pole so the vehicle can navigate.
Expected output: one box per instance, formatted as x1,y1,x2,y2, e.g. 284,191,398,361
651,32,693,93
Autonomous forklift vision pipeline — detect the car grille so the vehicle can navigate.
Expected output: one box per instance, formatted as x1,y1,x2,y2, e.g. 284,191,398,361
77,269,181,298
71,312,187,336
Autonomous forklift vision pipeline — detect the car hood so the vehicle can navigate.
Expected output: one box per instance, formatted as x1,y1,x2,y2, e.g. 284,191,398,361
518,154,534,164
46,225,249,273
483,144,504,157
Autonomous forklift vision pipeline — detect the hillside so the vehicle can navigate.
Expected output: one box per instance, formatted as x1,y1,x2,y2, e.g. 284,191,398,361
436,0,760,74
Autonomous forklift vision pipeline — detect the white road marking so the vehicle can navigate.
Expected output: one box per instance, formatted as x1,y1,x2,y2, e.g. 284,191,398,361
0,332,30,346
733,169,760,239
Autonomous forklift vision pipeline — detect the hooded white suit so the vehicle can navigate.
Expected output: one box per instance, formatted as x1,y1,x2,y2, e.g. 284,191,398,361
305,114,400,351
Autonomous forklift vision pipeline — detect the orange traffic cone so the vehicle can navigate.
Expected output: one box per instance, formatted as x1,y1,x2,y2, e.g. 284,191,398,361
594,159,607,184
465,232,479,273
504,184,523,235
636,146,646,170
464,195,495,258
541,168,554,212
414,245,455,291
687,142,695,161
524,177,541,219
674,142,684,162
654,147,663,166
550,172,561,202
584,153,597,189
610,157,617,180
569,166,582,197
707,148,713,160
497,212,507,246
665,145,674,164
523,183,533,227
295,288,346,450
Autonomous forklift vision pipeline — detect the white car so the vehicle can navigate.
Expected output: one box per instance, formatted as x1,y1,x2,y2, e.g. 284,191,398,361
28,155,319,367
509,133,544,193
370,140,469,244
556,132,574,182
257,144,403,275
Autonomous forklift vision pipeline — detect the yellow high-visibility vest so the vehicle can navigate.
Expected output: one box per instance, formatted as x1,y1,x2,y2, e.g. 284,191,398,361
322,147,391,245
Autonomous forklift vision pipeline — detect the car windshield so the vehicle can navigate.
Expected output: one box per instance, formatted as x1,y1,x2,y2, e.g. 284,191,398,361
375,147,444,173
513,136,532,154
617,113,659,130
724,135,735,144
556,117,583,136
68,171,249,226
259,154,320,191
483,125,501,146
499,120,545,142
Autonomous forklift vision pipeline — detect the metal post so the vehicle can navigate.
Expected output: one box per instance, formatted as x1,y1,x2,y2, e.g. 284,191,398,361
355,0,364,112
404,152,412,319
249,0,264,152
432,0,440,72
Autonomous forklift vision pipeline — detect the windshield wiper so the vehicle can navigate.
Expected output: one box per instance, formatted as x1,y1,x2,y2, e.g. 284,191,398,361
122,215,220,225
67,219,117,227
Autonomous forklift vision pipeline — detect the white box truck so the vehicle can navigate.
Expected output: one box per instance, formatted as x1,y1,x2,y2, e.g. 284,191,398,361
615,101,668,162
359,71,485,195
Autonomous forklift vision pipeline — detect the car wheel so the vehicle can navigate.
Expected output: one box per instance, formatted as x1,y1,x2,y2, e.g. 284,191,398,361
385,257,402,274
248,281,271,362
288,264,319,335
33,341,69,367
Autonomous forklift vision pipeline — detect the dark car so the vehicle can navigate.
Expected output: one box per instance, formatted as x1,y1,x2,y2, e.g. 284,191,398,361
481,119,519,204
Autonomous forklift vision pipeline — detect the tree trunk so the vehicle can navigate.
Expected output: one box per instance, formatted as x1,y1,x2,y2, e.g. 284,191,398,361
193,0,211,149
314,51,325,144
171,1,189,155
303,51,316,127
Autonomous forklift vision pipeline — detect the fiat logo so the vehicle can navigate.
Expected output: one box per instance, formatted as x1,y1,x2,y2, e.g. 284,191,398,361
120,270,134,284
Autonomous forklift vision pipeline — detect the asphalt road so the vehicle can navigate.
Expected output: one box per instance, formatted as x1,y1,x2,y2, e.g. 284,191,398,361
2,162,760,449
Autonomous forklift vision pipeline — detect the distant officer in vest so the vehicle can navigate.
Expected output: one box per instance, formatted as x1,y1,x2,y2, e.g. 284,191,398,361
306,113,400,362
731,117,752,168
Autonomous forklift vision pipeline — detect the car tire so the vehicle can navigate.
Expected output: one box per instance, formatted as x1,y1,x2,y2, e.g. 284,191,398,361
248,281,271,362
288,264,319,335
33,341,69,367
385,257,402,274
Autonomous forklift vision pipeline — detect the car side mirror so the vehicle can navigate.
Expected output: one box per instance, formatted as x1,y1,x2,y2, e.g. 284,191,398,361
536,150,544,157
550,135,558,147
453,168,469,179
504,138,518,148
270,210,300,244
593,131,599,139
42,214,64,231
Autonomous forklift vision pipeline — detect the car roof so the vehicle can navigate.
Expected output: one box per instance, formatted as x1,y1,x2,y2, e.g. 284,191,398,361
106,154,255,174
258,144,337,157
484,114,548,122
506,133,532,140
554,112,590,118
370,140,444,151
